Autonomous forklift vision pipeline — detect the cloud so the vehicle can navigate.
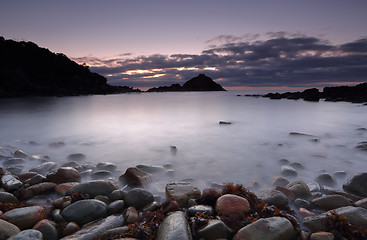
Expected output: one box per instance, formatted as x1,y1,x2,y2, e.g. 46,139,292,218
76,35,367,88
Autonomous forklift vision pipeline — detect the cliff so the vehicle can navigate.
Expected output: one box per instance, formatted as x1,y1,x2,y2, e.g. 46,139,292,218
0,37,140,98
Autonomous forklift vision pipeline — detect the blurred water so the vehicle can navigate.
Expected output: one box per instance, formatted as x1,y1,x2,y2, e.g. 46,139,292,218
0,92,366,191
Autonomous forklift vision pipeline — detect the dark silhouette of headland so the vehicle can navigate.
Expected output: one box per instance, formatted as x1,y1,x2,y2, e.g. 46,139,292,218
262,83,367,103
0,37,140,98
147,74,226,92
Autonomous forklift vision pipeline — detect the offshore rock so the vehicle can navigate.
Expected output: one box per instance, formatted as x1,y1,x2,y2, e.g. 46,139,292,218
61,199,107,226
7,229,43,240
304,206,367,232
124,188,154,210
60,214,125,240
165,182,201,207
0,206,45,230
315,173,336,187
2,158,25,167
67,153,86,161
46,167,81,184
343,172,367,197
96,162,117,172
66,180,117,198
156,211,193,240
12,150,28,158
280,165,298,177
233,217,295,240
0,219,20,240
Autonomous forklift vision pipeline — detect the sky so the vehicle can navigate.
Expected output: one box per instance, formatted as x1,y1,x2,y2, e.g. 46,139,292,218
1,0,367,90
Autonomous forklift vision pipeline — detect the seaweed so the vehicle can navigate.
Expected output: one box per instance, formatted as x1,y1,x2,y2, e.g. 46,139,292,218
0,202,24,212
327,210,367,240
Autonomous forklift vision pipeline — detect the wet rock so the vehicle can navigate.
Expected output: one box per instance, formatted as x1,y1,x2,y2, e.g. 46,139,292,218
219,121,232,125
59,214,125,240
48,142,66,148
315,173,336,187
18,172,38,182
136,164,164,173
311,194,353,211
24,195,53,207
1,174,22,192
160,199,180,214
91,170,112,180
67,153,86,161
5,165,23,175
0,219,20,240
165,182,201,207
289,162,305,169
96,162,117,172
124,188,154,210
294,198,310,209
308,182,322,192
47,167,81,184
12,150,28,158
55,182,80,195
304,206,367,232
63,222,80,236
108,189,126,201
334,171,347,179
95,195,110,204
108,200,125,214
7,229,43,240
298,207,316,218
275,186,296,201
33,219,58,240
355,197,367,209
281,165,298,177
286,180,310,197
197,219,230,239
51,209,63,222
233,217,295,240
343,172,367,197
156,211,192,240
257,189,289,209
25,173,47,186
61,199,107,226
272,176,289,187
62,161,80,169
21,182,57,199
142,201,160,212
0,191,18,204
187,205,213,216
3,158,25,167
199,187,222,206
0,206,45,229
66,180,117,198
125,206,139,224
29,162,58,175
355,141,367,151
119,167,151,187
278,159,290,165
310,231,334,240
216,194,250,230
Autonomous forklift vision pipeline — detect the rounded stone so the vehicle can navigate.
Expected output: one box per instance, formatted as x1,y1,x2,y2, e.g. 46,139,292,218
281,165,298,177
310,194,353,211
29,162,58,175
67,153,86,161
0,191,18,204
96,162,117,172
343,173,367,197
0,206,45,230
12,150,28,159
61,199,107,226
188,205,213,216
66,180,118,198
33,219,58,240
315,173,336,187
286,180,310,197
257,189,289,209
108,200,125,214
125,206,139,224
46,167,81,184
3,158,25,167
63,222,80,236
0,219,20,239
233,217,295,240
108,189,126,201
91,170,112,180
310,231,334,240
7,229,43,240
156,211,192,240
124,188,154,210
55,182,80,195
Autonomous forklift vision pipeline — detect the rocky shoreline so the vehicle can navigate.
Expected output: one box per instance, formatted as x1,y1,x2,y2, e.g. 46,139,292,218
0,145,367,240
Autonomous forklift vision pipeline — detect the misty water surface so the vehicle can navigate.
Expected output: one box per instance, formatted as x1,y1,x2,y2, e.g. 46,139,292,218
0,92,366,192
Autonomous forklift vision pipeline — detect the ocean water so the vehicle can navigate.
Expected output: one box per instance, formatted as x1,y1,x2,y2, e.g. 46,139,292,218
0,92,366,193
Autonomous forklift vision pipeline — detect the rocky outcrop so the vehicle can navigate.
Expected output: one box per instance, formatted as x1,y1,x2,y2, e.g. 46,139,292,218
147,74,225,92
0,37,140,98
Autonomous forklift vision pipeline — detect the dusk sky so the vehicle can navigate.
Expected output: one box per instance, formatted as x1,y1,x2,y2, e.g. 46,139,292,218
1,0,367,90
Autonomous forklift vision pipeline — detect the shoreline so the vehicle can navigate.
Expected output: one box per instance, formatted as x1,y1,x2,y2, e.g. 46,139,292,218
0,145,366,239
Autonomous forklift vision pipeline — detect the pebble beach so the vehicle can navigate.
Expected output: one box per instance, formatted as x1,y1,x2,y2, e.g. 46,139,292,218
0,142,366,240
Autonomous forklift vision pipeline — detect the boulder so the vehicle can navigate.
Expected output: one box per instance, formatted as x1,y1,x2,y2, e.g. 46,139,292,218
156,211,192,240
66,180,117,198
233,217,295,240
61,199,107,226
46,167,81,184
343,173,367,197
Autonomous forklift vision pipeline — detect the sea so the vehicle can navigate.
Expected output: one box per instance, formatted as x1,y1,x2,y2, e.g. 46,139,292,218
0,91,366,194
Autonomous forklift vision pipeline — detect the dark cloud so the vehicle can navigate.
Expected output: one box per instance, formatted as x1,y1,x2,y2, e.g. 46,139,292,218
82,35,367,88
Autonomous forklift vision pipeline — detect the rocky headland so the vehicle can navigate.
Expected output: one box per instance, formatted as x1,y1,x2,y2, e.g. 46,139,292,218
147,74,226,92
0,37,140,98
261,83,367,103
0,139,367,239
